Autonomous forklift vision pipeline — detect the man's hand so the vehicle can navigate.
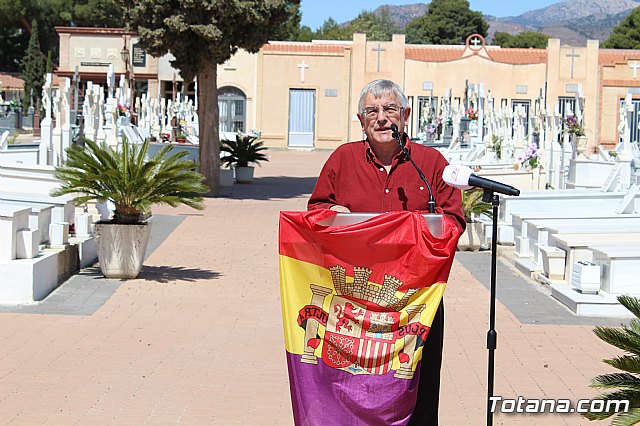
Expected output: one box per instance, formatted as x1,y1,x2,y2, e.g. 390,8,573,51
329,205,351,213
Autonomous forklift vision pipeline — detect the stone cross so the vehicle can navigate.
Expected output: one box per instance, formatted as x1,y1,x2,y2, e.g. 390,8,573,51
107,64,115,99
574,89,584,122
83,82,95,140
566,48,580,79
297,60,309,83
43,73,52,119
61,78,72,160
72,65,80,123
118,74,126,105
630,61,640,79
372,43,385,73
96,86,106,144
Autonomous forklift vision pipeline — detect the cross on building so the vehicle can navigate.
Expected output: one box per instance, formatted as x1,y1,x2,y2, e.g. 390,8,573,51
566,48,580,80
372,43,386,73
297,60,309,83
470,37,481,47
630,61,640,79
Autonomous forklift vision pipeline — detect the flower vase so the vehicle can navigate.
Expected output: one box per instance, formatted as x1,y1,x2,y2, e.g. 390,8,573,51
118,115,130,128
469,120,478,136
443,126,453,143
569,134,578,159
576,136,589,159
426,132,435,144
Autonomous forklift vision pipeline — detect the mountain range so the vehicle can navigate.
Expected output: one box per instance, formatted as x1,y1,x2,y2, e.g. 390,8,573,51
372,0,640,45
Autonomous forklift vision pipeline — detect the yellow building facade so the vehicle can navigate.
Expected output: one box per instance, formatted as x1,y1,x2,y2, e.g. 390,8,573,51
56,28,640,150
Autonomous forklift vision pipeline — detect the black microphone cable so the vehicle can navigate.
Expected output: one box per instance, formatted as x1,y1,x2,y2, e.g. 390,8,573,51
390,123,436,213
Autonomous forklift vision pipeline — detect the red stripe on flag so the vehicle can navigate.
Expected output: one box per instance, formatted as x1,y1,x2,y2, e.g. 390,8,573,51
279,210,461,287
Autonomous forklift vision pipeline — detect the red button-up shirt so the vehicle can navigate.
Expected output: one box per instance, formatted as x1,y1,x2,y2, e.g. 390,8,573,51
308,138,465,232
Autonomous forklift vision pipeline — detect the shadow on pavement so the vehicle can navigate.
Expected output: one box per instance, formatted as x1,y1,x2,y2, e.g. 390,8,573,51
219,176,318,201
138,265,222,283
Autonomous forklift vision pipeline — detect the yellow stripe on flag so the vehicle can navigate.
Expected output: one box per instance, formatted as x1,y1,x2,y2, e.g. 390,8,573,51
279,254,446,364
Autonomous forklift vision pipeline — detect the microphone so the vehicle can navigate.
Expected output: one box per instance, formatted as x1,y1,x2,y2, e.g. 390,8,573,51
442,164,520,196
390,124,436,213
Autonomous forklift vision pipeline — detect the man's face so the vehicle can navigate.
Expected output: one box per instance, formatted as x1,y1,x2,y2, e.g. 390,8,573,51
357,92,411,147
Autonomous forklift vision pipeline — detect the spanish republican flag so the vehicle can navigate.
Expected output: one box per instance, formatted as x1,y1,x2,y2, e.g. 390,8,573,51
279,209,460,426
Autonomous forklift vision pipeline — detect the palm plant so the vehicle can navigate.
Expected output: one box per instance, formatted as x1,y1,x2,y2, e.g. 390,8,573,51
51,137,209,224
220,131,269,168
584,295,640,425
461,188,492,222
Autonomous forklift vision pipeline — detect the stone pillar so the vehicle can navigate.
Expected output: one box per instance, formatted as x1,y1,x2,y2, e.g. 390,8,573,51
300,284,332,364
394,304,425,379
33,98,41,138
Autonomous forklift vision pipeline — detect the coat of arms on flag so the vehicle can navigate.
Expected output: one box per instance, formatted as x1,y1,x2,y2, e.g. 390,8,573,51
297,265,428,379
279,210,460,425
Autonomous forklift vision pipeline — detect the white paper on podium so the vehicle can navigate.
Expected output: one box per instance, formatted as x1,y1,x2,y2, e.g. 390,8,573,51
318,213,444,238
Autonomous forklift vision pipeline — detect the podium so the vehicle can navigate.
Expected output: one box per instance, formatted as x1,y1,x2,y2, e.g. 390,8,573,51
279,209,458,425
318,212,445,237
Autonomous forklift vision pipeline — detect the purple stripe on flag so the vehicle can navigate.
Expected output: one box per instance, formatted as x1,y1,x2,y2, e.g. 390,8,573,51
286,351,421,426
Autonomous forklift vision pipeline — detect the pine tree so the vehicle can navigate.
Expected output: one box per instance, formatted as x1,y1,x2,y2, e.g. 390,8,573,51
405,0,488,45
603,7,640,49
19,19,45,110
46,50,54,74
492,31,549,49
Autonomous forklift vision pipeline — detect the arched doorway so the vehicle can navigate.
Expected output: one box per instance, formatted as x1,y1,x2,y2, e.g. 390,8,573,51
218,86,246,134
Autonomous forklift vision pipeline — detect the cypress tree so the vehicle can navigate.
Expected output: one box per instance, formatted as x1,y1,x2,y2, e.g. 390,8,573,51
20,19,45,110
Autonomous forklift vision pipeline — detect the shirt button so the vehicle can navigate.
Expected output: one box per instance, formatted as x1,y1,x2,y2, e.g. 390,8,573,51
380,167,384,172
420,186,424,191
385,188,390,193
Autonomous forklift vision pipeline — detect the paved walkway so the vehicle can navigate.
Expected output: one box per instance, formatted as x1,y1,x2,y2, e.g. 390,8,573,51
0,149,623,425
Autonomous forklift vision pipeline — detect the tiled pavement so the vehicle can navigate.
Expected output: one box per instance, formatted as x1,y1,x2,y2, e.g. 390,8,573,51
0,149,624,425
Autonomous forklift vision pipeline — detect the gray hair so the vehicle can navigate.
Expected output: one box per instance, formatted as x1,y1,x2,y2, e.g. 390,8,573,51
358,80,408,114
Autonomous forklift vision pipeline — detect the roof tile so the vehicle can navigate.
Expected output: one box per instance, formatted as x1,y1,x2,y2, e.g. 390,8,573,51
263,43,345,54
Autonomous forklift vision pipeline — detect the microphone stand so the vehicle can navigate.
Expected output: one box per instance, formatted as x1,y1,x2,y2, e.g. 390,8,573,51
484,190,499,426
391,126,436,213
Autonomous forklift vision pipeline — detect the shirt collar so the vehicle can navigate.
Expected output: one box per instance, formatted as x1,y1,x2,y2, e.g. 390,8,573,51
364,134,411,164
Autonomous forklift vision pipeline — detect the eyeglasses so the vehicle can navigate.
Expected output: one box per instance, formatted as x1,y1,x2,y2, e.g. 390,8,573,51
361,104,404,119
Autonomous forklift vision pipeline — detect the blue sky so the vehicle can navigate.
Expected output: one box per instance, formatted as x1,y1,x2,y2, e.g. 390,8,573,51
300,0,562,31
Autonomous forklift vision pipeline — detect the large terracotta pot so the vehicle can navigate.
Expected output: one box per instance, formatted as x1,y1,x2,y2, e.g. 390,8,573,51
93,222,152,279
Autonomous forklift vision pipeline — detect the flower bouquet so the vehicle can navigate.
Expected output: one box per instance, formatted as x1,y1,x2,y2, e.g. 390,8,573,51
562,115,585,137
117,103,130,117
518,143,541,169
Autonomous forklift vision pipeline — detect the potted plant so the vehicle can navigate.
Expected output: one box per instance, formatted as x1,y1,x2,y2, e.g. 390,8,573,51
218,140,234,188
51,136,209,279
175,130,187,144
220,130,268,183
457,188,492,251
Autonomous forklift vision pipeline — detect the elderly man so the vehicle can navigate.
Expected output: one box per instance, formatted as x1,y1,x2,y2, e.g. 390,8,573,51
308,79,464,425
